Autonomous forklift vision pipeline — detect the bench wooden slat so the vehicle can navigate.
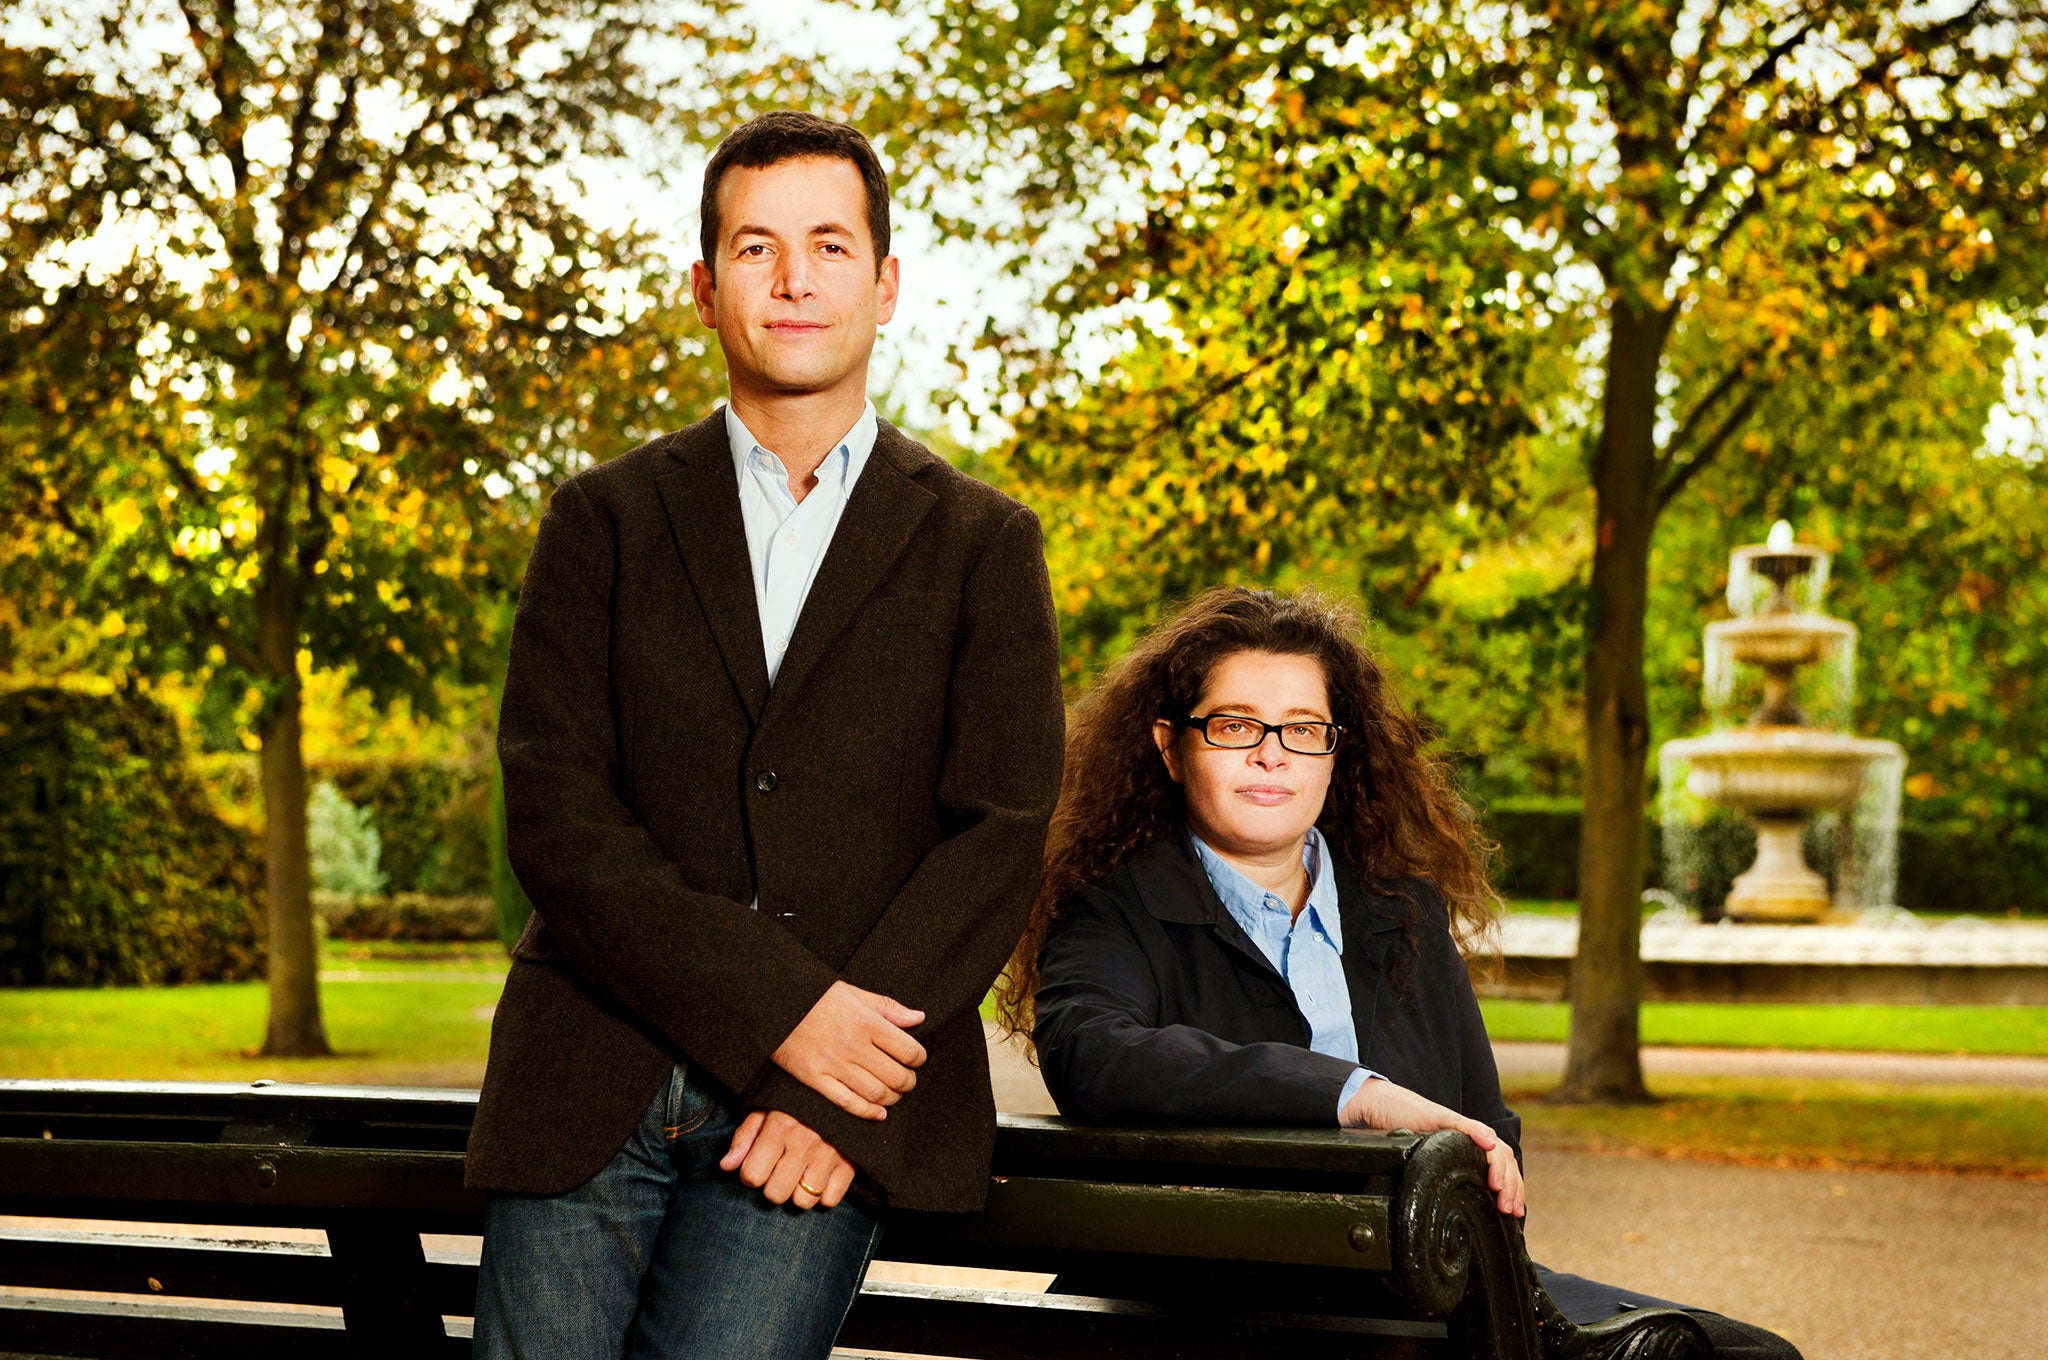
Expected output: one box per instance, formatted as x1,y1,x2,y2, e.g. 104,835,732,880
838,1281,1454,1360
0,1294,367,1360
0,1142,481,1221
0,1229,335,1306
887,1177,1392,1271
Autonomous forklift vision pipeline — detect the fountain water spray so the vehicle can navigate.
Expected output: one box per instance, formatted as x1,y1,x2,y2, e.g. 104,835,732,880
1660,523,1907,923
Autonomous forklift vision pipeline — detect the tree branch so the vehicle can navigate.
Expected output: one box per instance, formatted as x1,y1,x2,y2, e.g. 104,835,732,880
1655,385,1762,515
1674,0,1738,116
179,598,264,675
1676,15,1813,163
1663,350,1758,465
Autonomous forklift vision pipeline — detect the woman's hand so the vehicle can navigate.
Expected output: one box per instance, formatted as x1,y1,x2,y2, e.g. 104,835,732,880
1483,1137,1525,1219
720,1110,858,1210
1341,1077,1524,1217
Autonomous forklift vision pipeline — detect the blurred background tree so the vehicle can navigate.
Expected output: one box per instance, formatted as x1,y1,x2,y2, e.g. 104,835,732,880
0,0,732,1054
850,0,2048,1095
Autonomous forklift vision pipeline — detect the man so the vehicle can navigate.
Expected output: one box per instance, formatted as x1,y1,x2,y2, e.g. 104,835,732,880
467,111,1065,1358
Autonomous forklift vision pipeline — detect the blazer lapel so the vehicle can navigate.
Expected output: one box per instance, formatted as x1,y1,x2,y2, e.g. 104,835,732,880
655,412,770,723
1127,835,1291,992
759,421,938,725
1334,860,1408,1067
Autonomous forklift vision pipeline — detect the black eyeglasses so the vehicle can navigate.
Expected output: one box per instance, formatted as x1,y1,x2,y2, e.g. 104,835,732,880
1179,713,1344,756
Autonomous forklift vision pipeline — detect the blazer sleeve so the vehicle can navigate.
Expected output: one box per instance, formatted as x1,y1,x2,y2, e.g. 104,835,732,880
1425,889,1523,1164
1032,888,1361,1125
1453,969,1521,1162
497,477,842,1097
738,504,1065,1114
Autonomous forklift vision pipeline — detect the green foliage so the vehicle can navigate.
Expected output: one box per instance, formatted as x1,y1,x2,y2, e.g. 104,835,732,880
0,0,735,717
308,781,386,897
0,685,263,985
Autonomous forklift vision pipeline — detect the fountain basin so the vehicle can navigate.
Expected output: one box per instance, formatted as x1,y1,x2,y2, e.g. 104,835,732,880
1705,614,1855,672
1665,729,1902,817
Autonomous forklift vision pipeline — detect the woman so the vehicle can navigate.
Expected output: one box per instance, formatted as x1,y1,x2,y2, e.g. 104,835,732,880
1007,587,1799,1360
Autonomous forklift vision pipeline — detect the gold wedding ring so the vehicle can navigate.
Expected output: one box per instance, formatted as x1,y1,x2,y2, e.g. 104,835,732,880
798,1177,824,1197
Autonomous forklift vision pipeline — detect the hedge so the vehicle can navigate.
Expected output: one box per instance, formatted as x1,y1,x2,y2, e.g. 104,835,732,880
313,890,498,942
1484,799,2048,915
0,686,265,985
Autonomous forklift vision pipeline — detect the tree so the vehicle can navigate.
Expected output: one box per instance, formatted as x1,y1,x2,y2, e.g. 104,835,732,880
856,0,2048,1094
0,0,729,1053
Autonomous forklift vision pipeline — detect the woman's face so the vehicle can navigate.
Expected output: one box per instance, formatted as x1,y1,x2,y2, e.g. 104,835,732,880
1152,649,1337,858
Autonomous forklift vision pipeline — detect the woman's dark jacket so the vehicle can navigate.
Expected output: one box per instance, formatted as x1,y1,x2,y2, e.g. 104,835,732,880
1033,833,1519,1157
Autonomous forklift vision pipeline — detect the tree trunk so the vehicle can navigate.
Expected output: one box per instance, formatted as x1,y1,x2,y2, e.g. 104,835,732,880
1557,294,1671,1104
256,587,331,1059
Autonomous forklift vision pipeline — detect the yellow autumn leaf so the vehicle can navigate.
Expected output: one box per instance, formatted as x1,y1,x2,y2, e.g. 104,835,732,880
106,498,144,536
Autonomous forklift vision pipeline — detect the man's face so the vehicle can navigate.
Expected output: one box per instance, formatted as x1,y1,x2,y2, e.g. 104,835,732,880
692,156,899,400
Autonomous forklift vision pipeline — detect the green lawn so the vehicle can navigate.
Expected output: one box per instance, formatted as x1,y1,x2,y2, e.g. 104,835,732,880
1479,999,2048,1056
0,940,504,1086
1510,1074,2048,1178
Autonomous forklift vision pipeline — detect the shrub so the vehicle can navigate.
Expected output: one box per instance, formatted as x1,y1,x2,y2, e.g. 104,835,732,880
309,780,386,896
314,889,497,942
0,686,264,985
313,758,490,896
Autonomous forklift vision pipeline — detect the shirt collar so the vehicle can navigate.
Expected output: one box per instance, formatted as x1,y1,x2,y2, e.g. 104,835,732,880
1189,826,1344,953
725,398,878,490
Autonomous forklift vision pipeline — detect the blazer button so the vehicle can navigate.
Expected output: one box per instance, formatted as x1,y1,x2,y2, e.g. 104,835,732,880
754,770,779,793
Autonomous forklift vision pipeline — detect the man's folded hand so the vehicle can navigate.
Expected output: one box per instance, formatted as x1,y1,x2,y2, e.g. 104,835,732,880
721,1110,858,1210
772,980,927,1119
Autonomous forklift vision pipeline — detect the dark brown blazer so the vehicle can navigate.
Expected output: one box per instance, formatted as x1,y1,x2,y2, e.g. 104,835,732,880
464,409,1065,1214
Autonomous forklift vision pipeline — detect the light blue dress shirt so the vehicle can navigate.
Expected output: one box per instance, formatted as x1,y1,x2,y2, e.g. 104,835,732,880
726,399,876,914
1190,826,1378,1123
726,399,878,685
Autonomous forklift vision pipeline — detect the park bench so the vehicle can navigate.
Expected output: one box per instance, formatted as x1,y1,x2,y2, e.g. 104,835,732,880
0,1080,1706,1359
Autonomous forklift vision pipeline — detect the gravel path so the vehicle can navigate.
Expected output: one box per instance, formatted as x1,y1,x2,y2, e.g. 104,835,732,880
1518,1144,2048,1360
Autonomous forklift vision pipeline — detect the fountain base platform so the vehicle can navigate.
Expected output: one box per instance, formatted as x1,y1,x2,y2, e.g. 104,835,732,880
1485,914,2048,1005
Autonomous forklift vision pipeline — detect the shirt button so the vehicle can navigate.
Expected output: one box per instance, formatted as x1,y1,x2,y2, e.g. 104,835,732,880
785,530,798,545
754,771,778,793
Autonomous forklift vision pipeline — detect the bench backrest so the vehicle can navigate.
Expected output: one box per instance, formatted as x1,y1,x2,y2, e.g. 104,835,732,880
0,1080,1704,1360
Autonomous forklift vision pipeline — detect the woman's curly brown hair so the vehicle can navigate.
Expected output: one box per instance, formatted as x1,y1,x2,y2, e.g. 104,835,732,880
994,585,1501,1041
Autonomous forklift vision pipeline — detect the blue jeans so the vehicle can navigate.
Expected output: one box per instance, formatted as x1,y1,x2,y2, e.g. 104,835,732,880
473,1063,885,1360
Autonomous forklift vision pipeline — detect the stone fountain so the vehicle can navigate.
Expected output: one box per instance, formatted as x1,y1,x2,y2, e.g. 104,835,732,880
1660,523,1906,923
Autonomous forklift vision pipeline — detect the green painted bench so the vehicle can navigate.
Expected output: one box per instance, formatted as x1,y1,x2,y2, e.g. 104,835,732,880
0,1080,1705,1359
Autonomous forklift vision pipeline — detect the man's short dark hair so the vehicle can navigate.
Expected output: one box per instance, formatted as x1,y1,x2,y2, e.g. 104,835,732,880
699,112,891,279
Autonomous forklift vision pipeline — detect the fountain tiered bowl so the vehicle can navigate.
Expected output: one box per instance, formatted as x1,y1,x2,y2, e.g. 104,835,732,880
1669,728,1899,818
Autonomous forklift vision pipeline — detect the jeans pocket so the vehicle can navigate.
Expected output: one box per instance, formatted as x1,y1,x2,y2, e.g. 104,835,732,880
664,1063,717,1140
